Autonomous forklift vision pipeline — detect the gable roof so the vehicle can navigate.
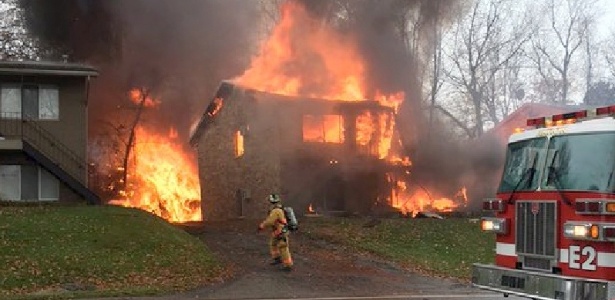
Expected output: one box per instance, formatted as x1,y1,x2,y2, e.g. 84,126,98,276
0,60,99,77
486,102,586,143
189,81,236,146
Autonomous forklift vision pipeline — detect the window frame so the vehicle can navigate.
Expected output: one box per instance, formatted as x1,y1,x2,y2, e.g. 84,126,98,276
0,165,60,201
39,167,60,201
0,83,60,121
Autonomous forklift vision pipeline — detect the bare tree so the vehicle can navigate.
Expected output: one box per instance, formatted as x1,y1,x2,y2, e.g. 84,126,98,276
443,0,533,137
604,31,615,79
529,0,598,104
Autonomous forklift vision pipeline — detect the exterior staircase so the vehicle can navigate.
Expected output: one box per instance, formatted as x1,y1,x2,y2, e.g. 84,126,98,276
0,114,100,204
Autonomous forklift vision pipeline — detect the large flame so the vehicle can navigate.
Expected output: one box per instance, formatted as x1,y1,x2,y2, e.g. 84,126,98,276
234,1,466,216
235,1,403,110
109,126,201,223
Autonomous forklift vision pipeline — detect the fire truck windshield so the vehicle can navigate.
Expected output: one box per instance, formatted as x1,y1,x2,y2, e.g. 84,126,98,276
498,137,547,193
499,133,615,194
543,132,615,192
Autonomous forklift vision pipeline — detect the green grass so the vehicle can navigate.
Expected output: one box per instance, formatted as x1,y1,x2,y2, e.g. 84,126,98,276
0,205,224,299
302,217,495,281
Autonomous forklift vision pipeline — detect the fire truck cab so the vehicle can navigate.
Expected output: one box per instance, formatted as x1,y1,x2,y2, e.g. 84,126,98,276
472,105,615,300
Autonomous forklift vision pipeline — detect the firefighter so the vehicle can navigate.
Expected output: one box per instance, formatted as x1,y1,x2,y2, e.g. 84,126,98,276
258,193,293,271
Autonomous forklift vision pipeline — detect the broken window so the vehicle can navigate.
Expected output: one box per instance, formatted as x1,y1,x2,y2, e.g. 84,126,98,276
302,115,344,143
356,111,375,146
206,97,223,117
234,130,244,158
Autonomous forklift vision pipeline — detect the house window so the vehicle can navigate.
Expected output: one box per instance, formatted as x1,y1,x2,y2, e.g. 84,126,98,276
0,84,21,119
303,115,344,143
0,165,59,201
0,84,60,120
234,130,244,158
0,165,20,200
40,168,60,200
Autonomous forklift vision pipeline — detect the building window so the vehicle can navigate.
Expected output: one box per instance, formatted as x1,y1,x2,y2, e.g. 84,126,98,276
0,84,21,119
0,84,60,120
40,168,60,200
0,165,59,201
303,114,344,143
235,130,244,158
39,86,60,120
0,165,20,200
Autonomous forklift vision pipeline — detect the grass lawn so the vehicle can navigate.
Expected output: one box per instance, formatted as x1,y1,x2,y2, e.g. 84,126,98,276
0,205,224,299
302,216,495,281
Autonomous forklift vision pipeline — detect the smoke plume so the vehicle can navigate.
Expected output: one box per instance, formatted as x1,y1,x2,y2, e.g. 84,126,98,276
18,0,502,211
18,0,259,139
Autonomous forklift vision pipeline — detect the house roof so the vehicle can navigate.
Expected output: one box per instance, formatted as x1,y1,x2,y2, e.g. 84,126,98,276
0,60,99,77
189,81,236,146
188,80,394,147
486,102,587,143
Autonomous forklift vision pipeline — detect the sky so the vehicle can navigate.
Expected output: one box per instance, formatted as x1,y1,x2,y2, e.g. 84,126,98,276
597,0,614,38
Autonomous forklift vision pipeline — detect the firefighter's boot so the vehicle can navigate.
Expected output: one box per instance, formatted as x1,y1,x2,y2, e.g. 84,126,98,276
281,265,293,272
270,257,282,265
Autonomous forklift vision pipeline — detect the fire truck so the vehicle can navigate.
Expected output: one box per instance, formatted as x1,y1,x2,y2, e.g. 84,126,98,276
472,105,615,300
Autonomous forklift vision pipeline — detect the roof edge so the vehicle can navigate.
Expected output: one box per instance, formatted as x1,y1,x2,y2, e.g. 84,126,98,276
0,60,99,77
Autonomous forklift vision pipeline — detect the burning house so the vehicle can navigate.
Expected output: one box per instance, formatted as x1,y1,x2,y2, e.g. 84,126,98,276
189,81,410,220
188,1,468,220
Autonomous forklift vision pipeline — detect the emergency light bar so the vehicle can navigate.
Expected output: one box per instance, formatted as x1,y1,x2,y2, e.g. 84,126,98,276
526,104,615,128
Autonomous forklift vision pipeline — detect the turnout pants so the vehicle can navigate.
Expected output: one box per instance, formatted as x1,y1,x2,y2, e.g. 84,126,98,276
269,234,293,267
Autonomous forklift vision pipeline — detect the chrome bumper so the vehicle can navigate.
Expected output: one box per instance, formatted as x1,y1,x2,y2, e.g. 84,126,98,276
472,263,615,300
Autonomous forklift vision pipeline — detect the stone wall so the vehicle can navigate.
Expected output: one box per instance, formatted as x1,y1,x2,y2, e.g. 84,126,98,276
197,87,281,220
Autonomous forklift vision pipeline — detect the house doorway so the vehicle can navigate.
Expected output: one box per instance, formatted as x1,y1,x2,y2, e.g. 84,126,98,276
323,174,345,212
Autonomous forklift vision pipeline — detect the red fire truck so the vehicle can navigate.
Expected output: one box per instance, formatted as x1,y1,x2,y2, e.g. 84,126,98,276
472,105,615,300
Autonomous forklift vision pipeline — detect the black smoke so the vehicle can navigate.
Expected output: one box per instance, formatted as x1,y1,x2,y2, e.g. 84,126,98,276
294,0,502,210
18,0,259,139
18,0,502,211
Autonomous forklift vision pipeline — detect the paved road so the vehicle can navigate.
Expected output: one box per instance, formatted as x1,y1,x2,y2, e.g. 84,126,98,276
104,293,522,300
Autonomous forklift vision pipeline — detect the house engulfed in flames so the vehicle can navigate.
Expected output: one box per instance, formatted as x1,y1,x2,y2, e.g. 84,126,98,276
188,1,467,220
189,81,443,220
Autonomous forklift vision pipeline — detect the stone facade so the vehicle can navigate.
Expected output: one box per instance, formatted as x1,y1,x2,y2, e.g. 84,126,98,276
192,82,399,220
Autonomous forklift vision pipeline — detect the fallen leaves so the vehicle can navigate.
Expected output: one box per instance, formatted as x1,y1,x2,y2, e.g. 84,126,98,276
0,206,223,297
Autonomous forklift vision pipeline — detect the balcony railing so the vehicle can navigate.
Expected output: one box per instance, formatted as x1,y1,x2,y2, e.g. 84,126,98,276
0,112,86,185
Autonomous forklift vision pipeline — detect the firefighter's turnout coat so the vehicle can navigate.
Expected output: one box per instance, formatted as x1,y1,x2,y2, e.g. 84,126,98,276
259,204,293,267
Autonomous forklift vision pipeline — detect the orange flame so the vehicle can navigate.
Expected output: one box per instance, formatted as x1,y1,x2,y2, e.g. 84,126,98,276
129,88,161,108
109,126,201,223
235,1,403,109
308,203,315,213
388,173,468,217
234,1,464,216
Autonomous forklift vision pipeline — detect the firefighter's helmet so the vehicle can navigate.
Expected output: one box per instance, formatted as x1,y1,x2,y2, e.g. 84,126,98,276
267,194,281,204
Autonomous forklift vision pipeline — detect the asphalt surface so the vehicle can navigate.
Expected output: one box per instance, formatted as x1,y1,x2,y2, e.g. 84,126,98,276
101,218,521,300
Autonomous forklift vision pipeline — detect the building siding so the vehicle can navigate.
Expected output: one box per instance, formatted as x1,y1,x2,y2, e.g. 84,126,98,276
0,71,92,204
